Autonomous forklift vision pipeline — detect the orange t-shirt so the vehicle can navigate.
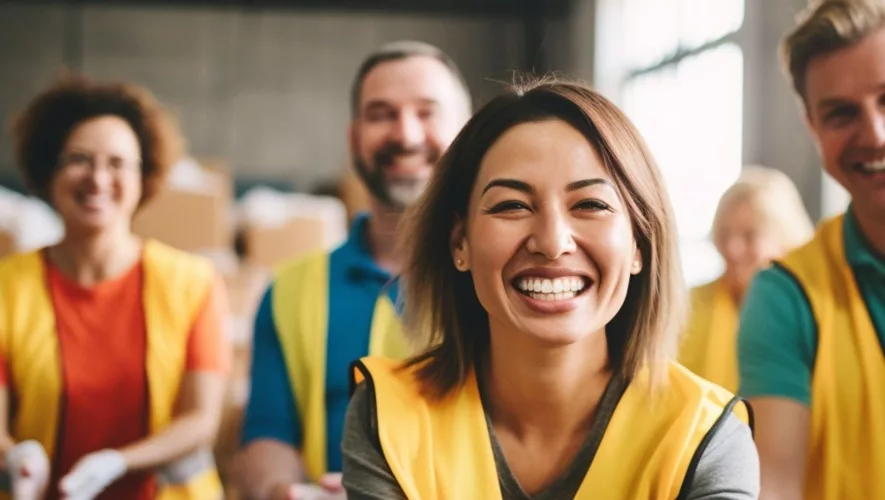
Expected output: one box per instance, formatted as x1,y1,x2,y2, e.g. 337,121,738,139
0,256,229,499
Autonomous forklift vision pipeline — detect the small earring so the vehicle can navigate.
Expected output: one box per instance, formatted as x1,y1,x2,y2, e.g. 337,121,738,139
456,258,464,268
632,261,641,272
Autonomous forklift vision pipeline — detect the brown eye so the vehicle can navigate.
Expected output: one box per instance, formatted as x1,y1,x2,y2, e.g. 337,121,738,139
572,199,611,212
824,106,857,125
485,201,530,214
63,152,92,167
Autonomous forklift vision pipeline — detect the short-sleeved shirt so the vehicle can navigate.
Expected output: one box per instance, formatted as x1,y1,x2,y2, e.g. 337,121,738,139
241,213,397,473
737,209,885,406
0,253,230,500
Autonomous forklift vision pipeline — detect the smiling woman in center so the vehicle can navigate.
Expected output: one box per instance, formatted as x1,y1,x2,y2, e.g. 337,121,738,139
341,79,760,500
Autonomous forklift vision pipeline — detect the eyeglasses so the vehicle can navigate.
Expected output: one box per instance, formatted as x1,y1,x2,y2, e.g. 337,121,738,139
58,151,142,175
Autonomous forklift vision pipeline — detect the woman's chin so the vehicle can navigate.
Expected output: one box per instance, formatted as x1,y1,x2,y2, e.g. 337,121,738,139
512,319,600,348
64,214,120,235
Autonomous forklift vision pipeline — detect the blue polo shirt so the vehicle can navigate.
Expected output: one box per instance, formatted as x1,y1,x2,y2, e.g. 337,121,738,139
241,213,398,472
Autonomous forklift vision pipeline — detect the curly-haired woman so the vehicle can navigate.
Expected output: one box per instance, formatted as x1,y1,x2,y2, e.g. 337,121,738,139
0,75,229,500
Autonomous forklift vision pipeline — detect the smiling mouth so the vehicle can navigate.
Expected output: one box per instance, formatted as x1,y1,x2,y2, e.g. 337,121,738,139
513,276,591,302
852,158,885,174
77,192,111,209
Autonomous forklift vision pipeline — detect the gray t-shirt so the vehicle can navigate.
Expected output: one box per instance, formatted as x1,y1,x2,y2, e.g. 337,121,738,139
342,376,759,499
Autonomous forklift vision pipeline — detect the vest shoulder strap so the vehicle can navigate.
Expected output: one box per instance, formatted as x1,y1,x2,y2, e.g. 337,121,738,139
776,215,845,336
778,215,843,296
674,395,754,500
352,355,501,499
0,250,45,342
271,250,330,482
142,239,215,318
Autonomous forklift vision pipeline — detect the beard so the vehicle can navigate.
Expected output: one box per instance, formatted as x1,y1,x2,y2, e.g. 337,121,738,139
354,141,441,210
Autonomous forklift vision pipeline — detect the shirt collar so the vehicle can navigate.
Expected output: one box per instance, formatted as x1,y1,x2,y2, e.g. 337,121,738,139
843,206,885,275
342,212,394,283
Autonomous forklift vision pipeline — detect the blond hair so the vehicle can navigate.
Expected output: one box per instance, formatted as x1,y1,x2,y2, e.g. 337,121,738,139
712,165,814,250
783,0,885,101
400,78,685,398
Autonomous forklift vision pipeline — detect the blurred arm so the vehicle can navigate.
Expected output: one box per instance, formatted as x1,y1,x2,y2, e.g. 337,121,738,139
747,397,809,500
121,274,232,469
737,267,817,500
236,285,304,500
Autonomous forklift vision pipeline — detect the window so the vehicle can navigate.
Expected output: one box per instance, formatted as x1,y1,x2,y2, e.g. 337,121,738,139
602,0,746,286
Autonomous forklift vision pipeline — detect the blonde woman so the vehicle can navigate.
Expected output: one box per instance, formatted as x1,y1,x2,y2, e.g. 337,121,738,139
680,166,813,392
340,80,759,499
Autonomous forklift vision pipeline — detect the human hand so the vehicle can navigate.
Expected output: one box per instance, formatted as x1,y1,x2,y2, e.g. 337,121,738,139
5,440,50,500
58,449,127,500
287,473,346,499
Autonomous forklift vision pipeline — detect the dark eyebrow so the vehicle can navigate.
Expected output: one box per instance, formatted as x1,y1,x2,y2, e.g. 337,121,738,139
816,82,885,113
816,97,855,114
417,98,441,108
363,98,441,113
566,178,615,191
363,101,395,114
481,177,615,196
481,178,534,195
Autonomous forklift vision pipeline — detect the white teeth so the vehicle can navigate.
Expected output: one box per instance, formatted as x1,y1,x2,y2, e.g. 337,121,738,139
82,194,110,204
527,290,576,301
516,276,587,300
860,158,885,172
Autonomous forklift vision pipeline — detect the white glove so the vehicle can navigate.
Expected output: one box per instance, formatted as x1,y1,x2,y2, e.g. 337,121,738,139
5,440,50,500
58,449,127,500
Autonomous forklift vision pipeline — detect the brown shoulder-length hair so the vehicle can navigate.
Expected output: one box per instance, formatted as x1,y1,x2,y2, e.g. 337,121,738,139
11,73,183,207
400,78,686,399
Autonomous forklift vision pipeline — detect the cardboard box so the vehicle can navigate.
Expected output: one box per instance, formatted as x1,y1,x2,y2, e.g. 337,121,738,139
133,164,233,252
244,216,326,269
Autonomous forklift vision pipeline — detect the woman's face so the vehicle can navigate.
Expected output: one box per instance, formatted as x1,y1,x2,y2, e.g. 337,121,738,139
50,115,143,235
453,119,642,346
714,200,784,296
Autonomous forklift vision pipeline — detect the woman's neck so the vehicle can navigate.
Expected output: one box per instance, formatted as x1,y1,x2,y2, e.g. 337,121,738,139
484,325,612,441
48,226,142,286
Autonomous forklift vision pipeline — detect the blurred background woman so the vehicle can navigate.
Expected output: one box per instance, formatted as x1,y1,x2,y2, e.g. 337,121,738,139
0,76,229,500
679,165,813,392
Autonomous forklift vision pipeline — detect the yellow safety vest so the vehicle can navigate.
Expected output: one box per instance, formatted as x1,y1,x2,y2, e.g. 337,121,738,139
0,240,223,500
778,214,885,500
680,278,739,392
352,356,751,499
271,251,411,482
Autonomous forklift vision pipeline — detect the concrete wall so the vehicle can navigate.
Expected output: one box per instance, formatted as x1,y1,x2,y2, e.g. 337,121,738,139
0,3,525,191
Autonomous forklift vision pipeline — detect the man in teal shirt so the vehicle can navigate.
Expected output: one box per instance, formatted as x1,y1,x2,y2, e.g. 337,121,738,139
737,1,885,497
740,209,885,405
